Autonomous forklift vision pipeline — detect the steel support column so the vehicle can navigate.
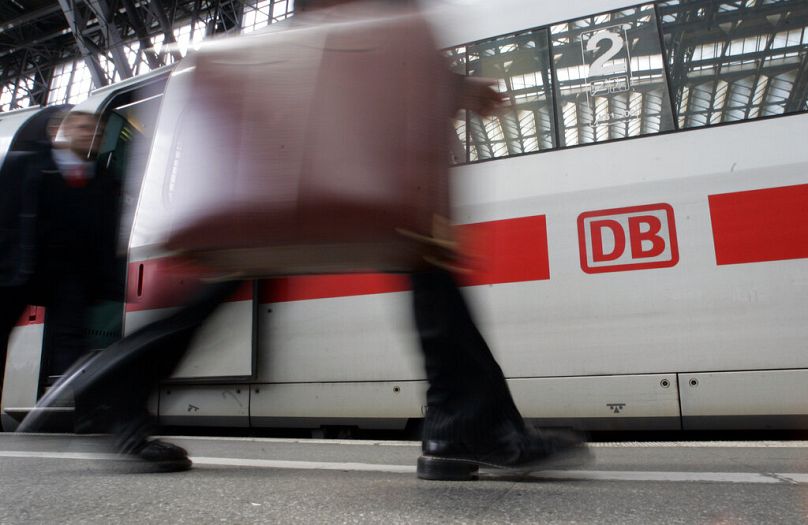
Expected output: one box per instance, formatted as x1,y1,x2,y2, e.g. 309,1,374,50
85,0,134,79
122,0,162,69
57,0,108,88
149,0,182,63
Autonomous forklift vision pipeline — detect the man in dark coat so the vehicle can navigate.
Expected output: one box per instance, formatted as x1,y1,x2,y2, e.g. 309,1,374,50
0,111,120,403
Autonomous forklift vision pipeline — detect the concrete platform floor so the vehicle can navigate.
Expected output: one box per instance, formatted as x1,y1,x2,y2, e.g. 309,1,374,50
2,434,808,524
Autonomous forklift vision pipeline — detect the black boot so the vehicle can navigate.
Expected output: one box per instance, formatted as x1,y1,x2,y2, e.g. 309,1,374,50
410,269,590,480
112,414,192,473
418,423,590,480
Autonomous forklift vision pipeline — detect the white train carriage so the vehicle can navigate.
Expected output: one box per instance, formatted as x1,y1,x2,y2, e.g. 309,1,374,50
2,0,808,431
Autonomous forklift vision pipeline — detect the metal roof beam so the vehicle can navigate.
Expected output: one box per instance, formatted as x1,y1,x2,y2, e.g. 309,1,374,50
122,0,162,69
657,0,808,32
0,5,63,36
57,0,108,88
149,0,182,62
783,51,808,112
85,0,133,79
209,0,243,35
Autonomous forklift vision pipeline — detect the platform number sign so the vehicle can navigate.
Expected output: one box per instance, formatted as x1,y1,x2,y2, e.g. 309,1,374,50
580,25,635,126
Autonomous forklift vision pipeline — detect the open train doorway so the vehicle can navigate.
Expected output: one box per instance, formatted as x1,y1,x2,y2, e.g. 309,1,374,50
1,71,171,431
37,77,170,397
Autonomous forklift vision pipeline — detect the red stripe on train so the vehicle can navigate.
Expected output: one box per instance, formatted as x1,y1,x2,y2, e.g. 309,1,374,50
126,215,550,310
258,215,551,302
14,306,45,327
458,215,550,287
260,274,410,303
709,184,808,265
125,258,252,312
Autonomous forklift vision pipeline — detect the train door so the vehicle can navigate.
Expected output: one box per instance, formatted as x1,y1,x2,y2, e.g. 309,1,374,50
34,84,167,391
124,62,258,426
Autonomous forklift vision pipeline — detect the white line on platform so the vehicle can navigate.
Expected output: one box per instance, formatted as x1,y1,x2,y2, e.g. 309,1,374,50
6,434,808,449
0,451,120,461
1,450,807,483
161,437,808,449
0,450,415,474
191,456,415,473
529,470,783,484
777,474,808,484
589,441,808,448
161,436,421,447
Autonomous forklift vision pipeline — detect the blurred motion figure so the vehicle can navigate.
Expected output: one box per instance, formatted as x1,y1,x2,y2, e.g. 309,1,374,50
0,112,120,401
294,0,590,481
22,0,588,477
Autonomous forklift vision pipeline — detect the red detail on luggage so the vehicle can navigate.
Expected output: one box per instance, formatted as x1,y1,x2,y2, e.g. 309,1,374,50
709,184,808,265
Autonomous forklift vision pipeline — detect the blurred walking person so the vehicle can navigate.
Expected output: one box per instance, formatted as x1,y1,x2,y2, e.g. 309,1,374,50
20,0,589,478
0,112,120,407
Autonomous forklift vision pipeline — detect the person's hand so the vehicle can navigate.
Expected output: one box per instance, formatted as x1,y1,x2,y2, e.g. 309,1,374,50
459,77,506,117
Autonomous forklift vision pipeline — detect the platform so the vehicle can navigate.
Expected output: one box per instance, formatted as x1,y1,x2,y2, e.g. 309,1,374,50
2,434,808,523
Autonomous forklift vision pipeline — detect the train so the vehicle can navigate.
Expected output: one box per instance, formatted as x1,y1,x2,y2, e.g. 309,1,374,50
2,0,808,432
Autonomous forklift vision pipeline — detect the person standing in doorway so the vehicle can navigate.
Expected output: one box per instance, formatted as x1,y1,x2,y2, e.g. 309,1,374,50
1,111,120,406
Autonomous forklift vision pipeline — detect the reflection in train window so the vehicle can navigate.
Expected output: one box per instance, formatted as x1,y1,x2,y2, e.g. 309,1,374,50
659,0,808,129
550,4,675,147
466,28,556,160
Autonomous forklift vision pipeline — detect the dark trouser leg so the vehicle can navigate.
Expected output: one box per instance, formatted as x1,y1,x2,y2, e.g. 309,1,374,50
0,286,28,401
43,275,90,378
410,269,523,449
74,281,241,447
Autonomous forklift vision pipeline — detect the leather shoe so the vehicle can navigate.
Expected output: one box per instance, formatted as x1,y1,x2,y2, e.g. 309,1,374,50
417,427,590,481
116,439,192,473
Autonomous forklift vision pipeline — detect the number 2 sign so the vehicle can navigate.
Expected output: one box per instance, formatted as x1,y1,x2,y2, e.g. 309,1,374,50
580,25,634,125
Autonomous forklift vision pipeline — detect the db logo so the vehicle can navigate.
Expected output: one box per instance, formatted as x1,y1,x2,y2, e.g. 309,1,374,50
577,203,679,274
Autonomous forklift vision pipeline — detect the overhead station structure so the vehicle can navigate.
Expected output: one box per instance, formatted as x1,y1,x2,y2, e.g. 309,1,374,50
0,0,295,111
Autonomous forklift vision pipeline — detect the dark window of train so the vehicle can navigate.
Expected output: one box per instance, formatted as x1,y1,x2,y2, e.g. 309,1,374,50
550,3,676,147
659,0,808,129
465,28,556,161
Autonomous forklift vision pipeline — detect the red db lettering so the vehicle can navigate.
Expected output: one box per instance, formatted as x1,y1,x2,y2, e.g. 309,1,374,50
577,204,678,274
590,220,626,262
628,215,665,259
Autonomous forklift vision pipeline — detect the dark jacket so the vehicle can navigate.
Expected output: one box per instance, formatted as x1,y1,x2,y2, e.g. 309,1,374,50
0,149,121,303
0,151,42,288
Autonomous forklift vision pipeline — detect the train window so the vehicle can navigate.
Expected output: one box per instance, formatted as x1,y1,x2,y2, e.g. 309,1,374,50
445,46,468,165
107,94,165,245
659,0,808,129
550,4,675,147
466,28,556,160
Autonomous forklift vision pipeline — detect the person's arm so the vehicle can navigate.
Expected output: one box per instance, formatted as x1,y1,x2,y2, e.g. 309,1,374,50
455,75,506,117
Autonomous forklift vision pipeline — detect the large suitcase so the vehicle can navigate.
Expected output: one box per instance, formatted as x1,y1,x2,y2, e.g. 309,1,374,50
162,4,456,276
